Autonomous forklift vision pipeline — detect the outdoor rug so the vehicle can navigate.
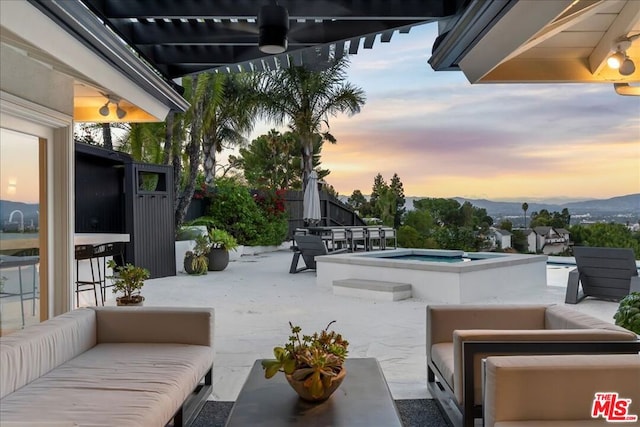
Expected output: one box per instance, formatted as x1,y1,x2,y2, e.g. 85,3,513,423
191,399,448,426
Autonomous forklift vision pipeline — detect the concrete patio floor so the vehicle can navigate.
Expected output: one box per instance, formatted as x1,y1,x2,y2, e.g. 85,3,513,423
128,249,619,402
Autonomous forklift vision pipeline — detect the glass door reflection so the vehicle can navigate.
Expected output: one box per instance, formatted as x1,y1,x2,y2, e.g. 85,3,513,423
0,128,44,335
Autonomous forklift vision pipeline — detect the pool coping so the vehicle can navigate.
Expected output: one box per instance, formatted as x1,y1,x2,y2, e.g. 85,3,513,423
316,249,547,273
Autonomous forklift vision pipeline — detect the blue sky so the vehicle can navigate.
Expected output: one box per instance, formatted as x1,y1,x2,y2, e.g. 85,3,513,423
241,22,640,202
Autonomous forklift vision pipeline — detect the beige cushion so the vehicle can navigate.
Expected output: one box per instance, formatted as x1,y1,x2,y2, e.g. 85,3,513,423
545,305,637,337
0,308,96,399
430,342,454,391
427,304,548,346
452,328,635,406
0,342,214,426
484,354,640,427
93,306,214,346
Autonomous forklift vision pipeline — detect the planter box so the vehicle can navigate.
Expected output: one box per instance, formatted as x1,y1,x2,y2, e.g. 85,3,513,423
175,240,196,274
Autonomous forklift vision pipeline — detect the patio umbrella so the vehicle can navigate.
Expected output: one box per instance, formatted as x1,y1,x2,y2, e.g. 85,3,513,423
303,171,321,225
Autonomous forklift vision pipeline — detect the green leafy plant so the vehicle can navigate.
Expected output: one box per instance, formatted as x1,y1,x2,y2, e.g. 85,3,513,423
106,260,150,304
614,291,640,334
261,321,349,399
208,228,238,251
185,234,209,274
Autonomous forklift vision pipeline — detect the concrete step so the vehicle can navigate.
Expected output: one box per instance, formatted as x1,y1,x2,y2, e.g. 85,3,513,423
333,279,412,301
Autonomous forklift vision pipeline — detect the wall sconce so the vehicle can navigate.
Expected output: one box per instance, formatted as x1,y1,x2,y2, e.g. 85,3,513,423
608,34,639,76
99,94,127,119
258,1,289,54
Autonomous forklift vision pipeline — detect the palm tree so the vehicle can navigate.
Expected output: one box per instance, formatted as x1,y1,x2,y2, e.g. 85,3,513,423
200,73,258,186
522,202,529,229
257,57,365,189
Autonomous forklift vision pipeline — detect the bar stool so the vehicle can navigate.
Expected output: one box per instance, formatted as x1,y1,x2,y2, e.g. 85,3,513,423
74,244,101,306
95,242,125,304
0,254,39,327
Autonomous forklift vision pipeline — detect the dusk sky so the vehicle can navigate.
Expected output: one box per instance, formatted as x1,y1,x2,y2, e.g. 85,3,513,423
237,22,640,202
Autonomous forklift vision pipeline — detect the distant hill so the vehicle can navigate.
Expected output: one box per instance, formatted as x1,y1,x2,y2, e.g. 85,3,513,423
449,194,639,217
339,194,639,224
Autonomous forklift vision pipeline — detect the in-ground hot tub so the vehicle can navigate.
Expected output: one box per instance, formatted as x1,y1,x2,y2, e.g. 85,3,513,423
315,249,547,303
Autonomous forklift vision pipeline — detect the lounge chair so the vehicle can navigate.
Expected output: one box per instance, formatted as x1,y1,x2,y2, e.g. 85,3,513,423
426,304,640,427
565,246,640,304
289,235,347,274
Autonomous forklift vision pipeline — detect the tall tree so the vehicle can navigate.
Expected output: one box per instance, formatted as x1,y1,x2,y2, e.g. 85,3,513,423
257,57,365,189
522,202,529,228
369,173,387,218
347,190,367,212
231,129,329,190
389,173,406,228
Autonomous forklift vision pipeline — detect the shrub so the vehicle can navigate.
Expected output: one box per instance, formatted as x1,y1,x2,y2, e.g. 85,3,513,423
614,292,640,334
206,178,288,246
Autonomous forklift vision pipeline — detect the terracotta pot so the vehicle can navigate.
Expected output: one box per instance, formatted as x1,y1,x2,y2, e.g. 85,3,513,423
285,367,346,402
116,296,145,306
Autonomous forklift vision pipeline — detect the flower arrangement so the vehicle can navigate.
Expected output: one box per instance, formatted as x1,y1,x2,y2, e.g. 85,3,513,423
261,321,349,401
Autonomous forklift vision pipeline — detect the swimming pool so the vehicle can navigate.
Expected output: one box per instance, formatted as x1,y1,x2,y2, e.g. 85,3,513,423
315,249,548,303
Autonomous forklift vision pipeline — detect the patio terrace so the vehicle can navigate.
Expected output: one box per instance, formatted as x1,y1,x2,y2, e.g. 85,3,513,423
130,248,619,402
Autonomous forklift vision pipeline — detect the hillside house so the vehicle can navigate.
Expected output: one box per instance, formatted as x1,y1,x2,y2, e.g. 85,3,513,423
523,227,570,254
489,228,512,250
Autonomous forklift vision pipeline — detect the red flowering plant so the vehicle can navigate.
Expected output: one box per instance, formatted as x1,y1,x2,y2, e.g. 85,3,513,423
253,188,287,217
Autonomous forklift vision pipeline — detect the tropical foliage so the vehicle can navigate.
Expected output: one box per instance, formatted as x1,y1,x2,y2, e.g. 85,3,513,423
230,129,330,190
256,57,365,189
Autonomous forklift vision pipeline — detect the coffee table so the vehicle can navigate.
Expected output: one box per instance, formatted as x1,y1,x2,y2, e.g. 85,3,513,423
225,357,403,426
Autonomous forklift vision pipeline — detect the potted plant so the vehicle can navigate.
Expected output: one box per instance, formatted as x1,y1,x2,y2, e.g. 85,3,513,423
184,234,209,275
261,321,349,402
614,291,640,335
106,260,149,306
207,228,238,271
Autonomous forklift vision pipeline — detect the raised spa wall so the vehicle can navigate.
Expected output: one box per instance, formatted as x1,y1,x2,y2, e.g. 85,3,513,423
315,249,548,304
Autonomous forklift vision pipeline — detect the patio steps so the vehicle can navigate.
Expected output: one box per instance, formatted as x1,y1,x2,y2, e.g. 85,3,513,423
333,279,412,301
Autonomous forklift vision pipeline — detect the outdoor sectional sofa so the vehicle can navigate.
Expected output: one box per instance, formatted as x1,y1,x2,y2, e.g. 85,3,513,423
0,306,215,427
483,353,640,426
426,304,640,427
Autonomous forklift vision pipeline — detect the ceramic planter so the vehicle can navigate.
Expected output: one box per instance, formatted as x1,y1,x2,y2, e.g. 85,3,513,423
208,248,230,271
116,295,145,306
285,367,347,402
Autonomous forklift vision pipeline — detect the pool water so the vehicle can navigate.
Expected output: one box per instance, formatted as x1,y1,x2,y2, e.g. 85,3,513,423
385,254,469,263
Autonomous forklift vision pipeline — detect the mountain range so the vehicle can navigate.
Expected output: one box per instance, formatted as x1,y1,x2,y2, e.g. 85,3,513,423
447,193,640,217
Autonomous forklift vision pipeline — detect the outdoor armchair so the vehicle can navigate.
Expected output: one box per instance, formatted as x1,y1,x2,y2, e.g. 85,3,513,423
289,234,347,274
565,246,640,304
426,304,640,427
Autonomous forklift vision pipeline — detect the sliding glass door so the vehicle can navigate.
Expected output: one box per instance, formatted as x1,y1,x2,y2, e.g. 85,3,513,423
0,128,47,335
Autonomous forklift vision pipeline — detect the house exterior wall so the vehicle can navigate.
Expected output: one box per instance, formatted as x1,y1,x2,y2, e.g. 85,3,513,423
0,46,73,116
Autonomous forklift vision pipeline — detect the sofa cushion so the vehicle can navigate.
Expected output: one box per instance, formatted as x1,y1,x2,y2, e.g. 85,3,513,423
544,305,636,338
94,306,214,346
0,308,96,399
452,328,638,406
0,342,214,426
430,342,454,392
485,354,640,427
